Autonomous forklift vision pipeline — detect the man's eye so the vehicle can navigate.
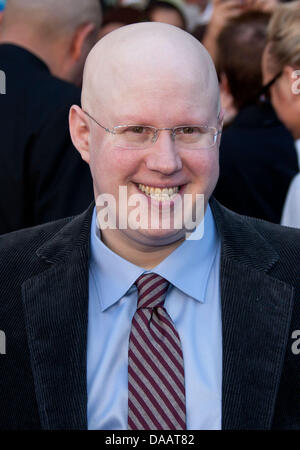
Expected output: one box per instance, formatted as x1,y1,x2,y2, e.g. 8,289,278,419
177,126,203,135
127,126,146,134
182,127,196,134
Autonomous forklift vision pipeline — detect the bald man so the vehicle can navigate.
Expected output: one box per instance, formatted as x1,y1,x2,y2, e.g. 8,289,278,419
0,23,299,431
0,0,102,234
0,0,102,85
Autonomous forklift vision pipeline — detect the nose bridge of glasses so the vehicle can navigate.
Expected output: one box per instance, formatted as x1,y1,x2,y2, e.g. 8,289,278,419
151,127,176,145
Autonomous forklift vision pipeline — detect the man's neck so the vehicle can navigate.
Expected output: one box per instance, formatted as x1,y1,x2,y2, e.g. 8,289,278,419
100,228,185,270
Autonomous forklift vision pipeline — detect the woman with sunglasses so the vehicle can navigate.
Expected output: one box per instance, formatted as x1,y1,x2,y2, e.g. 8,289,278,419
262,1,300,228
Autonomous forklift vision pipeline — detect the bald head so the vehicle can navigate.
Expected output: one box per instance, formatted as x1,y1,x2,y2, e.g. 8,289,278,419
0,0,102,85
82,22,220,117
2,0,102,37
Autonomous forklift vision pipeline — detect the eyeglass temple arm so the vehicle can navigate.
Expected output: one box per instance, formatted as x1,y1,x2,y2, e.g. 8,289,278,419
258,70,283,100
82,110,111,133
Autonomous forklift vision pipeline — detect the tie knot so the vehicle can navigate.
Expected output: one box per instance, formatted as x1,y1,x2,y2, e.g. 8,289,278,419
135,273,169,309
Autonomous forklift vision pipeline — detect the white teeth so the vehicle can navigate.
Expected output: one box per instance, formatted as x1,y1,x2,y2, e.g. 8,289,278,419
137,184,180,200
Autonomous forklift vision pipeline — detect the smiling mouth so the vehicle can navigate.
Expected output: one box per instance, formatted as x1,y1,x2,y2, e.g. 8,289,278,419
137,183,183,201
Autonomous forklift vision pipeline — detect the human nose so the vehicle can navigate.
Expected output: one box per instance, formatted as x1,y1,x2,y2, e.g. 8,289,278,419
145,129,183,175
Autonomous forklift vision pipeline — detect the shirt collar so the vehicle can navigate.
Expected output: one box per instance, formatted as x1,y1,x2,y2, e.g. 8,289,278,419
90,204,219,311
90,211,144,311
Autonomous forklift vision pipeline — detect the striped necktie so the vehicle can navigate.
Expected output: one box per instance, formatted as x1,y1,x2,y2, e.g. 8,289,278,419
128,273,186,430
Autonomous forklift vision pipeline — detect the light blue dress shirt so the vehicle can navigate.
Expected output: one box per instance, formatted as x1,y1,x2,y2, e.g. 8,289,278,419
87,205,222,430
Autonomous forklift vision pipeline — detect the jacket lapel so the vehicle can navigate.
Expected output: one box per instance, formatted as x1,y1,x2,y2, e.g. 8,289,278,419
22,205,94,430
210,198,294,430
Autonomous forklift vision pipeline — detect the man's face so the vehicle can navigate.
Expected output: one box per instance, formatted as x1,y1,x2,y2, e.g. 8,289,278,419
262,45,300,138
85,68,220,247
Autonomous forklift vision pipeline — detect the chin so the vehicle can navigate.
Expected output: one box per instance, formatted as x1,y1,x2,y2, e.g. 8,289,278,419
125,227,186,248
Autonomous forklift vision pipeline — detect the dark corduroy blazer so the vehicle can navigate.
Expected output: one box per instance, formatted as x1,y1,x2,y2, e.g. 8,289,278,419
0,198,299,430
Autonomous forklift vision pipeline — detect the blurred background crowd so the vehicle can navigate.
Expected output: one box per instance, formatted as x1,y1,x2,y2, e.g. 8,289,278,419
0,0,299,235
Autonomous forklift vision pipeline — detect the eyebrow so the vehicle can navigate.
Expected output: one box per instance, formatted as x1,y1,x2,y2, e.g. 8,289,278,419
109,116,212,127
108,107,213,127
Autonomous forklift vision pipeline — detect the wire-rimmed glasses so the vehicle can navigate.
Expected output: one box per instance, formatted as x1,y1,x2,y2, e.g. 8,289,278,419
83,110,222,150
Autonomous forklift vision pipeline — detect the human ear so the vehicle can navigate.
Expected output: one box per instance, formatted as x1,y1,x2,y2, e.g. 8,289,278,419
220,72,230,96
69,105,91,164
70,22,97,62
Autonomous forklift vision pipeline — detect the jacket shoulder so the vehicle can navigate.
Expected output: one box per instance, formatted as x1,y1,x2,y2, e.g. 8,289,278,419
246,214,300,255
211,198,300,285
229,207,300,288
0,217,73,274
213,198,300,249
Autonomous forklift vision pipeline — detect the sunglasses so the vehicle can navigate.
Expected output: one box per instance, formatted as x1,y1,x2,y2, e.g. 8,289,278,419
258,71,282,102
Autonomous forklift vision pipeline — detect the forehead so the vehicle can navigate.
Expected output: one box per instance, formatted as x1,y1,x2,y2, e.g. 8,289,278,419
84,24,220,124
101,70,218,126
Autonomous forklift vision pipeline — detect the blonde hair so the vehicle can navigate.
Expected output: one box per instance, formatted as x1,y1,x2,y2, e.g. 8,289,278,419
267,1,300,71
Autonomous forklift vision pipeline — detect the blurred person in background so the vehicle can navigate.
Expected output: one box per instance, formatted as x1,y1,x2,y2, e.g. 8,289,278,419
262,0,300,227
0,0,102,234
182,0,212,33
202,0,279,63
213,11,298,223
99,6,145,38
146,0,186,29
0,0,102,86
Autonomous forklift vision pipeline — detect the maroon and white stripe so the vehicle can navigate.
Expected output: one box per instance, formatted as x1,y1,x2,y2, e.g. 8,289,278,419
128,273,186,430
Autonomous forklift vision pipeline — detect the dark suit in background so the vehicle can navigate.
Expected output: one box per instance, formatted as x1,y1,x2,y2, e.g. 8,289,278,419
214,103,299,223
0,198,299,429
0,44,93,234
